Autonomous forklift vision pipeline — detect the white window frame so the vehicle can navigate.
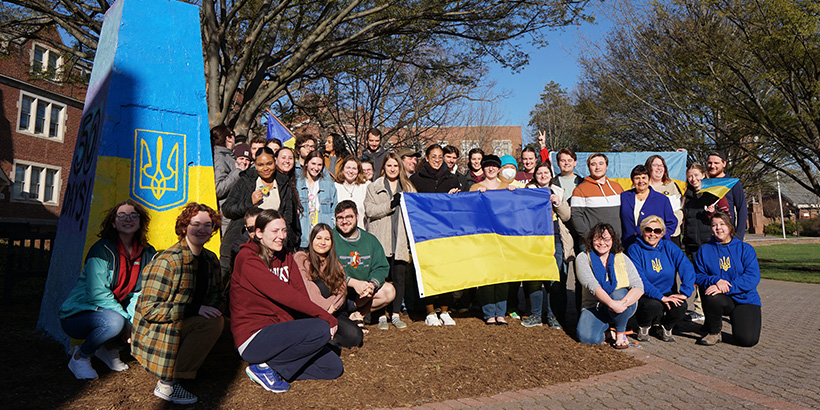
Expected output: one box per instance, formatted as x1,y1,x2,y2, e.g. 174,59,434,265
10,160,61,206
492,139,512,156
31,42,63,80
460,140,478,156
17,91,66,142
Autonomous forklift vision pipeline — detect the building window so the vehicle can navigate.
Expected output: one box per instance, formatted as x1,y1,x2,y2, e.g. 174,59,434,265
460,140,478,156
32,43,62,79
10,161,61,205
492,139,512,156
17,92,65,141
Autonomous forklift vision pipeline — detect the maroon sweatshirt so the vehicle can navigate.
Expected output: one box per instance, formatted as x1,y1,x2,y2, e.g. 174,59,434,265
230,241,337,347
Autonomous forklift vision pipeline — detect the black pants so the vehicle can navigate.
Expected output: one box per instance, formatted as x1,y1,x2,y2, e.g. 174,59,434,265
635,295,686,328
314,280,363,348
387,258,408,315
701,291,761,347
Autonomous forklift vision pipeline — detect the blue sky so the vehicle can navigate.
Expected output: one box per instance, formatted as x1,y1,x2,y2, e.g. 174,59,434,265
486,12,613,144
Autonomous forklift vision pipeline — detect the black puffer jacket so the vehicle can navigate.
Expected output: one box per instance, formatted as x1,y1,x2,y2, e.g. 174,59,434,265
410,162,460,193
682,187,714,255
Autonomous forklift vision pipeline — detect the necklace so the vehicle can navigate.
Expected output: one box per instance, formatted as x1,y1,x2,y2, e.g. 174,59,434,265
343,182,356,196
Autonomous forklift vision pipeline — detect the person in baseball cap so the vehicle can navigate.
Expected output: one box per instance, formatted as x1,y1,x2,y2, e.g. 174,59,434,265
397,147,420,177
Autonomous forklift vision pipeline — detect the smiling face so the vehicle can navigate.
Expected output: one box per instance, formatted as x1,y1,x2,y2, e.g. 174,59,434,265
299,139,316,160
632,173,650,193
306,156,324,179
258,217,287,252
185,211,215,248
342,160,358,183
255,153,276,181
592,229,613,256
687,168,704,189
402,156,417,174
642,220,664,247
711,217,732,243
113,204,141,235
361,162,374,180
558,153,576,175
335,208,358,235
588,156,608,180
367,132,381,151
650,158,665,182
522,151,536,173
427,148,444,170
483,165,499,180
535,166,552,187
444,152,458,170
276,149,294,173
324,138,334,153
311,228,333,256
384,157,401,180
470,152,483,172
706,155,726,177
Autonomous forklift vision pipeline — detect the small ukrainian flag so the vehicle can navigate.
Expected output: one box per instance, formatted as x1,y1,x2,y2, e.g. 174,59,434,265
698,178,739,200
401,188,559,297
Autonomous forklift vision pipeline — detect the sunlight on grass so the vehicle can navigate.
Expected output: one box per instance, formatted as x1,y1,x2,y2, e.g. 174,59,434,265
755,244,820,284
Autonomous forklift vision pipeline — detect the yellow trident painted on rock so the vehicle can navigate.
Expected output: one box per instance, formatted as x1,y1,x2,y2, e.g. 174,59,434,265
140,135,179,200
652,258,662,273
719,256,731,272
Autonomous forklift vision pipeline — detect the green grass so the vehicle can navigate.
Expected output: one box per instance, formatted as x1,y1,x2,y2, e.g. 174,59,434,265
755,243,820,284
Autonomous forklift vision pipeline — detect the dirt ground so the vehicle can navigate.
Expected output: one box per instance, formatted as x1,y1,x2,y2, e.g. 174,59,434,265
2,293,642,410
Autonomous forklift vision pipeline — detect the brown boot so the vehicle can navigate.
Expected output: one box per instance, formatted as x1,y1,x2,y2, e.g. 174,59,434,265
696,332,721,346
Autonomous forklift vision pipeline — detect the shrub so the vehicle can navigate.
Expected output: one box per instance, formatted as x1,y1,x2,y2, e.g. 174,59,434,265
764,220,798,236
798,217,820,237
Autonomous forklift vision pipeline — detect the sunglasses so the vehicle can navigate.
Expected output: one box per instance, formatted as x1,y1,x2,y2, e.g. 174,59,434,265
245,225,255,233
643,227,663,235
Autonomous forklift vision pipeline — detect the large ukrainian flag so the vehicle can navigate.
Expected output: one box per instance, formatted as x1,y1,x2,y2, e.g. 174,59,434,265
550,151,688,193
401,188,559,297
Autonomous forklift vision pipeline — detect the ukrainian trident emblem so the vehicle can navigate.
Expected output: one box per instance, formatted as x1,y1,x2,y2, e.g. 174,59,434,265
652,258,662,273
132,129,187,210
719,256,731,272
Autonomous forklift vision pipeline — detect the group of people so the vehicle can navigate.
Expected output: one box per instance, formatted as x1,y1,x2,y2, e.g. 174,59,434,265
56,126,762,404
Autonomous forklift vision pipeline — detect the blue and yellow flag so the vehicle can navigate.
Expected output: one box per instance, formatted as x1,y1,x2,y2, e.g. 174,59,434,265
698,178,739,200
401,188,559,297
550,151,688,193
266,109,295,148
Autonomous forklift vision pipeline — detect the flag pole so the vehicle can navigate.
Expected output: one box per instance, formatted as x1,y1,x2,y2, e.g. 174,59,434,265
776,171,786,239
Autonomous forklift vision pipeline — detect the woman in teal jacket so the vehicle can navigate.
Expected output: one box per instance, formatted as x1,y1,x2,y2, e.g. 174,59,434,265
59,200,156,379
297,150,338,248
694,212,761,347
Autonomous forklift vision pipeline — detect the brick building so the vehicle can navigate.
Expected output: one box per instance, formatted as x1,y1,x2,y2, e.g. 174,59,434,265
0,30,89,228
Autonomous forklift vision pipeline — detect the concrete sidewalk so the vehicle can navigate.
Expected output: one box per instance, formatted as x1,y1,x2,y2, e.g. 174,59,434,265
392,279,818,410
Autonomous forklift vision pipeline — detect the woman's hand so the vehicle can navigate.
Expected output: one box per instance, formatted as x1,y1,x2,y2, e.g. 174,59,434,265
198,305,222,318
550,194,561,206
329,325,338,339
607,299,629,314
507,185,516,191
715,279,732,293
478,187,487,193
251,189,264,204
349,279,374,298
661,294,687,309
705,204,716,213
448,188,460,194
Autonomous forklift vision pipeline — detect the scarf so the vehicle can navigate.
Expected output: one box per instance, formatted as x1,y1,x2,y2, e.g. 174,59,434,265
113,239,144,302
589,252,629,294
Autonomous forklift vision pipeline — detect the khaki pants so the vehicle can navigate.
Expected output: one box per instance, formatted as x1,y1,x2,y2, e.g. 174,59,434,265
173,315,224,379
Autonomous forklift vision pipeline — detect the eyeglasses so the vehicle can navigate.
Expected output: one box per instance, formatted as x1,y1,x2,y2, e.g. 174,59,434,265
245,225,255,233
644,227,663,235
116,213,140,221
335,214,356,221
188,223,214,230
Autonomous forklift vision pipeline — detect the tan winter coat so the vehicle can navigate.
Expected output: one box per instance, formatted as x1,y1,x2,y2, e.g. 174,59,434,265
364,177,411,262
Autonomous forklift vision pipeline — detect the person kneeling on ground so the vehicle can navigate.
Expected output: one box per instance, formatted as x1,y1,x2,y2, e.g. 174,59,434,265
132,203,225,404
231,210,343,393
626,215,695,342
694,212,761,347
575,223,644,349
333,200,396,329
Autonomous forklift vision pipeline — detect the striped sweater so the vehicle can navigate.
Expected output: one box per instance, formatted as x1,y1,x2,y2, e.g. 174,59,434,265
570,176,624,240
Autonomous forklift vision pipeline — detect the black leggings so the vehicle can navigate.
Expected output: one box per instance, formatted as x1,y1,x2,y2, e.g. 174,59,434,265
387,258,408,315
701,291,761,347
635,295,686,328
314,280,363,348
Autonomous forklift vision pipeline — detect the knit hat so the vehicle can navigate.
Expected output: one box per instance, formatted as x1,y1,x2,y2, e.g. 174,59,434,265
481,154,501,169
500,155,518,170
234,143,252,160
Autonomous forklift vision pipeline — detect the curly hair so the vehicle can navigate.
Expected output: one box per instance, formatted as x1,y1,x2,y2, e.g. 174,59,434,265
334,155,367,185
307,223,346,295
174,202,221,241
98,199,151,247
584,223,624,255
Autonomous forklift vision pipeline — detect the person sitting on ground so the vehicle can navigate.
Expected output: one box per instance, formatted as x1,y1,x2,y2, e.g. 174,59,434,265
131,203,225,404
626,215,695,342
294,223,364,347
575,223,644,349
232,210,343,394
364,152,417,330
694,212,761,347
333,200,396,328
297,150,338,248
620,165,677,247
334,156,370,229
59,200,156,380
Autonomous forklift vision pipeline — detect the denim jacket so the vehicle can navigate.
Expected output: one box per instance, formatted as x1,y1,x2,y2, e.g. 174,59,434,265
297,171,338,247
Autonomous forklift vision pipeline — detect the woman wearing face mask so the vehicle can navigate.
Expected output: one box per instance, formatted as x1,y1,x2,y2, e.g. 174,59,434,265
520,162,570,329
232,210,343,394
645,155,684,246
297,150,338,248
365,153,417,330
619,165,677,248
334,156,370,229
498,155,526,188
693,212,761,347
626,216,695,342
411,144,460,326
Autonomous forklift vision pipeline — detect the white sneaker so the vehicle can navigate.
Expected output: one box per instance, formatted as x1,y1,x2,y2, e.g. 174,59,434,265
68,347,99,380
424,312,442,326
439,311,456,326
95,345,129,371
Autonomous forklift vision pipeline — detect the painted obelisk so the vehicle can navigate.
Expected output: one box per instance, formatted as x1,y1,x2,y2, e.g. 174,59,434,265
37,0,219,344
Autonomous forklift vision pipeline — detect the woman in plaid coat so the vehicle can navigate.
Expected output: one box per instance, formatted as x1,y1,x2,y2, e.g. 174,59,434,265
132,203,226,405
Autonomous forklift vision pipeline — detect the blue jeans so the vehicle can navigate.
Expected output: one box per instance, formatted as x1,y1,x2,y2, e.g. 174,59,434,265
478,283,508,320
576,288,636,344
60,309,126,357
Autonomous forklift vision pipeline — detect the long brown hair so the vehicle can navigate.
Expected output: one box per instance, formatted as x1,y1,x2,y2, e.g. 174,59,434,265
380,152,417,193
645,154,671,184
252,209,286,265
98,199,151,247
307,223,346,295
334,155,367,185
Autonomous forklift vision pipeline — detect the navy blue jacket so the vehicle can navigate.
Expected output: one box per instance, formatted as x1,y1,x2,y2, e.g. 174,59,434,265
724,174,748,240
620,188,677,247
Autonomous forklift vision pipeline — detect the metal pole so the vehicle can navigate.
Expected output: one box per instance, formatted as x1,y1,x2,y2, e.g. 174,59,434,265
776,171,786,239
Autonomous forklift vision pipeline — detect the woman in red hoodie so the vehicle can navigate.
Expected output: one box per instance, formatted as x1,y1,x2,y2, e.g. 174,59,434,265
230,209,342,393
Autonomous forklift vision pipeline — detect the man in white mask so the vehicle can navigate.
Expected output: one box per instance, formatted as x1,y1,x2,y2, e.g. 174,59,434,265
499,155,526,188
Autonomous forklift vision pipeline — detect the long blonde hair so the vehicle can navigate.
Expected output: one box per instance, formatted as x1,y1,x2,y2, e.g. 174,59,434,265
380,152,417,193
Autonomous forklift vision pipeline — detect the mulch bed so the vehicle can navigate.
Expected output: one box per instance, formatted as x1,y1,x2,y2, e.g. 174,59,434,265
2,297,641,410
